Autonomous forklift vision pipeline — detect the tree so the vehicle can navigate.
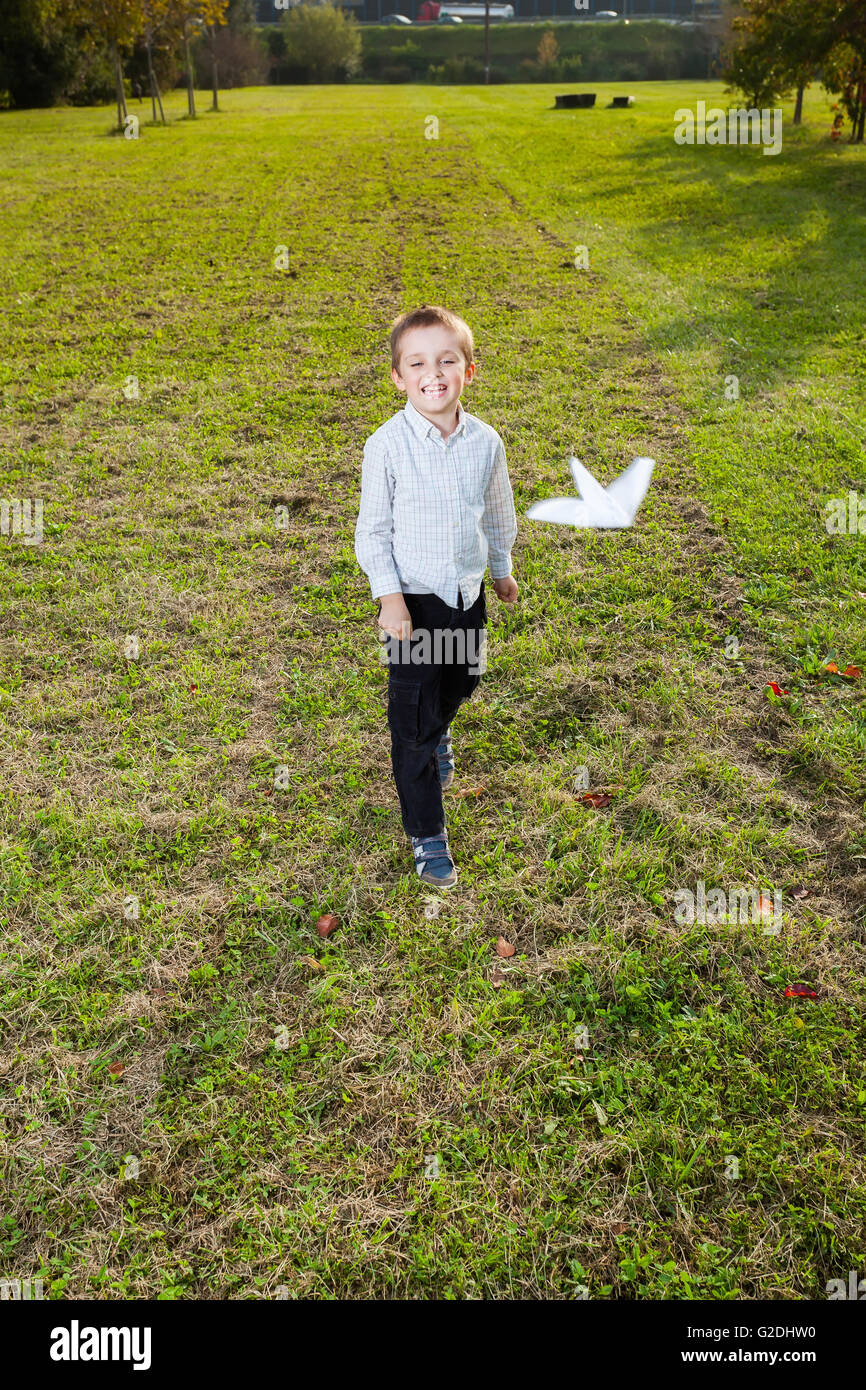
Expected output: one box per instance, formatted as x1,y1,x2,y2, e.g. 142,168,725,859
280,0,361,85
0,0,92,108
823,42,866,142
141,0,170,122
820,1,866,141
58,0,144,130
724,0,866,141
723,0,802,109
537,30,559,73
160,0,226,116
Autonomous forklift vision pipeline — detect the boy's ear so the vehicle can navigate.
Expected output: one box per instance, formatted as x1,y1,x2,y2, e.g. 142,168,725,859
391,366,406,392
464,360,476,383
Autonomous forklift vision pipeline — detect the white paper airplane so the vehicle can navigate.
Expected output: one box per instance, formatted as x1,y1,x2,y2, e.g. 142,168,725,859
526,455,655,529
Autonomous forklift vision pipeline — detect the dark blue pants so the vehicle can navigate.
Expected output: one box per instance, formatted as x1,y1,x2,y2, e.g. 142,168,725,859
380,587,487,839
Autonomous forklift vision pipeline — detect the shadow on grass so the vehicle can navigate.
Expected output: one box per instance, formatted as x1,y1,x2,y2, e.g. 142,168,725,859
588,125,866,395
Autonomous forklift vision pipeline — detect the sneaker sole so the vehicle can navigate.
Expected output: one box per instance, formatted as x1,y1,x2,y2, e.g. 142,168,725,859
419,867,458,888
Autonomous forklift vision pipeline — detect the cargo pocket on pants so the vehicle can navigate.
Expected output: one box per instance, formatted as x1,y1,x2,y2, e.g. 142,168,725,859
387,678,421,745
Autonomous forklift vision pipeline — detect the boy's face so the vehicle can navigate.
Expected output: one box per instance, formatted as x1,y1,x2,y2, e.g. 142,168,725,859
391,325,475,426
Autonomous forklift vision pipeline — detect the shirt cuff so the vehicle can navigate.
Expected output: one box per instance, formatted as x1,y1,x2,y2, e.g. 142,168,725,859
370,573,403,600
488,555,512,581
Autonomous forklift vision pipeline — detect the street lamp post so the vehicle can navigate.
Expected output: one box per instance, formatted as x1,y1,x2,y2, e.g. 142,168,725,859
484,0,490,84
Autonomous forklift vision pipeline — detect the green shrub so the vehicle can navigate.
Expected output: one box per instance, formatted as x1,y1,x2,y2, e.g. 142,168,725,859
280,0,361,83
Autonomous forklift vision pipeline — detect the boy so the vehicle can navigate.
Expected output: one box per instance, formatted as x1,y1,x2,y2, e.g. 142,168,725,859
354,305,518,888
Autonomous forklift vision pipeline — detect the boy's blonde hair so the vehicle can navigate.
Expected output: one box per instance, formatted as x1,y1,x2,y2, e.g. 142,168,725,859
390,305,475,372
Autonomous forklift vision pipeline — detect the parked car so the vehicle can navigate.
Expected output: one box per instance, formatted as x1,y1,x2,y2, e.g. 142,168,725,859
381,12,412,22
596,10,619,16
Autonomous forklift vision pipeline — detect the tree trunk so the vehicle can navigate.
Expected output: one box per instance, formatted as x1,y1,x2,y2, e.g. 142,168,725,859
184,30,196,118
145,30,165,125
793,82,804,125
210,29,219,111
112,43,128,132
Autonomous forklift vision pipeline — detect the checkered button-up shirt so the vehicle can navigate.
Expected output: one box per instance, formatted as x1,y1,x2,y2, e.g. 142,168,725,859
354,397,517,609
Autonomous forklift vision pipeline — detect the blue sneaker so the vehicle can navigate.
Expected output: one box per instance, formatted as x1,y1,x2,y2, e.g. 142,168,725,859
437,727,455,790
410,832,458,888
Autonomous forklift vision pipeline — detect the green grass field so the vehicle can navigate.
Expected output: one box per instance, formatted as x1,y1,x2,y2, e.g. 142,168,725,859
1,80,864,1301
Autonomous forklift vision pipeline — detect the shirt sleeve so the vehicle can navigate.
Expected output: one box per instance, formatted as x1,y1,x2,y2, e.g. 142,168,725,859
354,436,402,599
481,439,517,580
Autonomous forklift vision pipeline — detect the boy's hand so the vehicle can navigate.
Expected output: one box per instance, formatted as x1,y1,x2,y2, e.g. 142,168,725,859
492,575,518,604
378,594,413,641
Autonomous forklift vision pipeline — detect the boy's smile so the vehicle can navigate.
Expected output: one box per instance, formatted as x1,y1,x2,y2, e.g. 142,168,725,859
391,325,475,438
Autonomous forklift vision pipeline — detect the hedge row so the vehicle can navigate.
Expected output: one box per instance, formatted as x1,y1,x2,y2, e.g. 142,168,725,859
262,19,721,85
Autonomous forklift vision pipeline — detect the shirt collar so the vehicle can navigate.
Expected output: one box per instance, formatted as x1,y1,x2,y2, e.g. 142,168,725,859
404,396,467,443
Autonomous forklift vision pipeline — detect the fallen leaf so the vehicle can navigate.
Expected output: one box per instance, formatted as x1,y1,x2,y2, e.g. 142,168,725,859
581,792,612,809
452,785,485,799
843,665,862,680
423,898,443,920
490,968,507,988
301,955,325,971
610,1222,629,1235
791,886,810,900
150,986,167,998
765,681,790,697
824,661,839,674
785,984,818,999
496,936,516,958
109,1062,125,1077
315,913,340,937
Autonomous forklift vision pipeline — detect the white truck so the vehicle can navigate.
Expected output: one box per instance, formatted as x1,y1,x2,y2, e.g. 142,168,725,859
417,2,515,19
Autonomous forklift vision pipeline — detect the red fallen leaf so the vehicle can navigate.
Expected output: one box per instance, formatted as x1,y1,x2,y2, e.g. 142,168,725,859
263,789,272,796
766,682,789,697
785,984,818,999
581,792,612,809
452,785,486,799
189,684,198,691
843,665,862,680
824,661,839,674
109,1062,125,1076
315,913,340,937
496,936,516,958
